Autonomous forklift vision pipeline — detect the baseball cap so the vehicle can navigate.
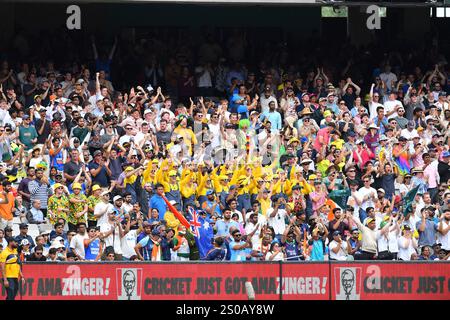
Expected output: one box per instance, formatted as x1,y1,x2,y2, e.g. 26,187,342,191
323,110,332,118
22,114,30,120
327,93,335,98
206,189,214,196
366,218,376,225
377,188,386,194
92,184,101,192
113,195,123,202
144,109,152,116
19,223,28,229
442,151,450,158
168,170,177,177
93,150,102,156
332,231,341,237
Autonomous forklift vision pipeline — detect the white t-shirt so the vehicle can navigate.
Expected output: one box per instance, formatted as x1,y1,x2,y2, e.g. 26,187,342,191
377,228,400,253
397,236,417,261
358,187,377,211
208,122,221,150
369,101,384,119
100,222,123,255
438,220,450,250
384,99,403,120
195,67,213,88
70,233,88,259
121,229,138,259
245,222,262,247
94,202,114,226
400,128,418,140
329,240,348,260
267,208,287,235
379,72,397,91
265,251,284,261
260,95,278,114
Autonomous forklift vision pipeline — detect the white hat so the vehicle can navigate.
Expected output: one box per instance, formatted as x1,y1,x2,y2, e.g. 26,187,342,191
169,200,177,205
113,195,123,202
144,109,153,116
147,85,154,92
54,236,64,242
50,241,65,250
368,124,379,130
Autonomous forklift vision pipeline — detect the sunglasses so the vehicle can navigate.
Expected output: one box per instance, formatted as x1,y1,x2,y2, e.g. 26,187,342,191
233,234,242,237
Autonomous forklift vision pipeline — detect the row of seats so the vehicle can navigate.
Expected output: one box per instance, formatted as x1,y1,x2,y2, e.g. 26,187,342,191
10,217,53,241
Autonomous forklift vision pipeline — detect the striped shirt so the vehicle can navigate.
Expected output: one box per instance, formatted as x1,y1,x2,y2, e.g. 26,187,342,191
29,180,52,209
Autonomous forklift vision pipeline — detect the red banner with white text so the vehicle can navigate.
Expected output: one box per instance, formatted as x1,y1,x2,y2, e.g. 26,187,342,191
1,262,449,300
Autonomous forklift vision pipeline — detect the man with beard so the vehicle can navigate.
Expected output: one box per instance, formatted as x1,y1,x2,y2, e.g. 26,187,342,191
0,237,25,300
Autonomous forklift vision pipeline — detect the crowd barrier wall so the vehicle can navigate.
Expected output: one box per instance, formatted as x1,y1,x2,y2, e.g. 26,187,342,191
1,261,449,300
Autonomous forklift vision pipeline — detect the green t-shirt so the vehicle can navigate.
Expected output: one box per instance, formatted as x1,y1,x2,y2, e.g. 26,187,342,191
72,127,89,143
19,125,38,150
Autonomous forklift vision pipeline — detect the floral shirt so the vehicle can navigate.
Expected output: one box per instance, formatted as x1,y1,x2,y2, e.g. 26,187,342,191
87,195,101,222
47,195,70,225
68,193,88,225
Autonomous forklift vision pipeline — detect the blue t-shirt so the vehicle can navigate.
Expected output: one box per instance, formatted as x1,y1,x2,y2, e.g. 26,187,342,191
85,239,101,261
149,195,167,220
215,220,240,237
204,248,226,261
50,149,64,172
284,240,301,261
309,239,325,261
229,240,250,261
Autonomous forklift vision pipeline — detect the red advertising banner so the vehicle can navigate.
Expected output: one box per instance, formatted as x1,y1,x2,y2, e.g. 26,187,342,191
330,262,450,300
280,263,329,300
0,263,280,300
1,262,449,300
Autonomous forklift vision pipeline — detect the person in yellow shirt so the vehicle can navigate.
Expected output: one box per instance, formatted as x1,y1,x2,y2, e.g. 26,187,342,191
160,170,182,212
173,116,197,156
0,237,25,300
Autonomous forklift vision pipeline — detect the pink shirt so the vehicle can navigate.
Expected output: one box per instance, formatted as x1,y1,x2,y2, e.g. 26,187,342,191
423,161,439,188
314,128,330,151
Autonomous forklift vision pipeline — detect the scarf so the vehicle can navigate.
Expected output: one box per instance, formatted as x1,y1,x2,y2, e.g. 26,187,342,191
151,238,161,261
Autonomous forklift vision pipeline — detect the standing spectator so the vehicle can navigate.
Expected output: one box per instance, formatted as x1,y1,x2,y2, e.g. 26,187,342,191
28,169,51,218
0,180,15,230
70,222,89,261
0,237,25,300
347,215,378,260
18,114,37,151
398,225,418,261
99,209,124,260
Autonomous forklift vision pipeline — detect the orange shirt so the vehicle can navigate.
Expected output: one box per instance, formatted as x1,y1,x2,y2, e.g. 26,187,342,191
0,191,15,221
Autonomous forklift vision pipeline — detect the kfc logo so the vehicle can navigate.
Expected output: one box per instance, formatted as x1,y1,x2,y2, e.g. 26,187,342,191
334,267,361,300
116,268,143,300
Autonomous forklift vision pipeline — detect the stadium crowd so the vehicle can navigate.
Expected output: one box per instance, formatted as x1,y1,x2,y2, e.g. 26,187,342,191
0,30,450,270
